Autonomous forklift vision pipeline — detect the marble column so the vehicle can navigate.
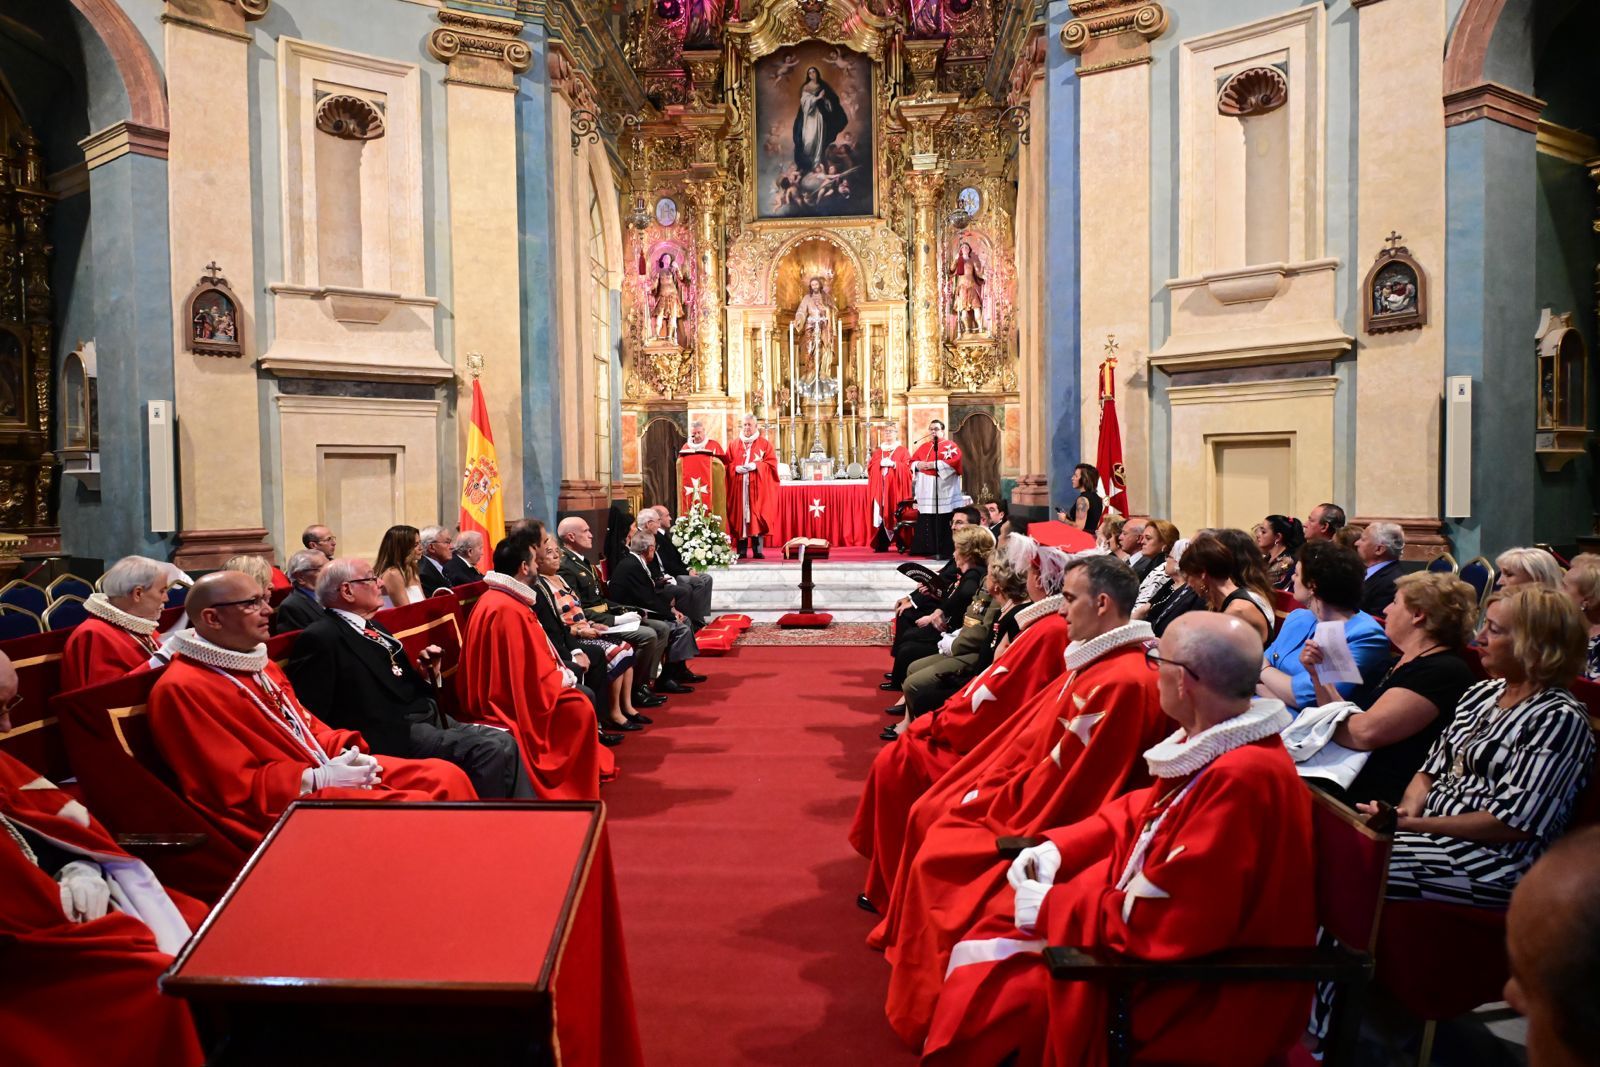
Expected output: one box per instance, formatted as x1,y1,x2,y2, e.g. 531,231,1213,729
162,0,271,567
429,10,531,521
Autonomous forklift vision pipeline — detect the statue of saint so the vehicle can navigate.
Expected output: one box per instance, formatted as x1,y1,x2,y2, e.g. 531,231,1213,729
950,241,987,336
793,276,836,397
683,0,725,49
651,253,688,345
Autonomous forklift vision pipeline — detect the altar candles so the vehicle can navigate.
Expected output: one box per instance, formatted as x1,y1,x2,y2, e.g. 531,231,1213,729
836,319,844,425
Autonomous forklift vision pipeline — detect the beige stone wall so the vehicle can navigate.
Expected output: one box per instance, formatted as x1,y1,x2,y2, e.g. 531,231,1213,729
1014,76,1049,489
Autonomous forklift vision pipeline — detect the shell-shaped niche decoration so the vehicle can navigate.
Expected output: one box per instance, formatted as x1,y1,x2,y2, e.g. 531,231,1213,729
1216,66,1288,117
315,94,386,141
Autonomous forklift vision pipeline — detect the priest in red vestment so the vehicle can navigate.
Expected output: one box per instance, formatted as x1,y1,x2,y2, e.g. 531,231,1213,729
1,663,208,1067
923,613,1314,1067
459,531,604,800
851,545,1075,913
62,555,178,690
874,555,1170,1047
149,571,475,850
910,419,963,557
727,413,779,559
868,423,913,551
679,418,725,460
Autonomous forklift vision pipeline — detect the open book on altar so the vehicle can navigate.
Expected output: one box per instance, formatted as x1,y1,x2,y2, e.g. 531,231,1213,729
896,562,949,598
782,537,831,560
601,611,641,636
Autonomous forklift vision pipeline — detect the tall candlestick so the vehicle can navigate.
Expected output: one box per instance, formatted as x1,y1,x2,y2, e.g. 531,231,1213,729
836,319,844,428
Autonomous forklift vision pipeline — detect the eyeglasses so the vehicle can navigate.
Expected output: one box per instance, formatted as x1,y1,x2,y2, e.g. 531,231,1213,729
343,576,382,588
1144,646,1200,680
214,595,272,613
2,693,22,715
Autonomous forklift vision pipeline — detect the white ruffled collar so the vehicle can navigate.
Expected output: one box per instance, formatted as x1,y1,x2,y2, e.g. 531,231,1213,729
170,629,268,673
483,570,539,607
1016,594,1062,630
739,431,760,445
1063,620,1154,672
1143,698,1291,779
85,593,159,636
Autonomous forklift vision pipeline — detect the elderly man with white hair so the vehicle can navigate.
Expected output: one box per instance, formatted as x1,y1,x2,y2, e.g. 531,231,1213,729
557,515,670,707
449,530,486,581
1356,520,1406,616
63,556,180,690
271,549,330,634
639,506,714,631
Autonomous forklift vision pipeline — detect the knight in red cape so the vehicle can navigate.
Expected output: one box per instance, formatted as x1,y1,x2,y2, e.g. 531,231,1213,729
63,555,183,690
910,418,963,557
869,423,913,552
149,571,476,851
459,531,604,800
874,555,1170,1047
850,543,1074,913
923,613,1315,1067
0,653,208,1067
727,413,779,559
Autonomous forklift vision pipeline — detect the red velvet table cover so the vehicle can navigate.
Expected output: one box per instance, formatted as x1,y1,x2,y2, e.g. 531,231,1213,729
164,802,642,1067
773,480,873,547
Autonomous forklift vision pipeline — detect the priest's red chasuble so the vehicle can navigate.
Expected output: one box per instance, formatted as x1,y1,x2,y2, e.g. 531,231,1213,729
868,444,912,532
62,617,157,691
726,435,779,538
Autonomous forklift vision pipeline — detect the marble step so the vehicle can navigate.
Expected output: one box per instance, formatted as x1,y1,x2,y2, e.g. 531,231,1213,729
706,561,909,623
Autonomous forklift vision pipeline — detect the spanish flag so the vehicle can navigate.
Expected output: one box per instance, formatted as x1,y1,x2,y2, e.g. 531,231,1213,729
459,377,505,571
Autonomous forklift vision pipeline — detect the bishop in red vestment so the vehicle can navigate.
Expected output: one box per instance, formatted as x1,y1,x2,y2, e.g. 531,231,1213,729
61,556,177,690
869,424,913,550
876,557,1170,1046
851,604,1069,912
923,613,1314,1067
727,413,779,558
0,738,207,1067
149,572,475,851
459,537,603,801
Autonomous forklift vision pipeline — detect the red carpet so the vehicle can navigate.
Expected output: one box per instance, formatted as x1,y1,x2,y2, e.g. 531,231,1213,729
603,645,916,1066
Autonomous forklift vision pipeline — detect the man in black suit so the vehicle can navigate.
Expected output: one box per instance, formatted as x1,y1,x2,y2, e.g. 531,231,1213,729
556,516,668,706
286,557,531,797
642,507,713,628
271,549,330,634
1356,520,1405,616
418,525,460,597
445,530,485,585
609,529,702,691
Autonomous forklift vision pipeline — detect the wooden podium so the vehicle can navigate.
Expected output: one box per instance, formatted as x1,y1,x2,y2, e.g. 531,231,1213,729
161,800,641,1067
676,448,726,519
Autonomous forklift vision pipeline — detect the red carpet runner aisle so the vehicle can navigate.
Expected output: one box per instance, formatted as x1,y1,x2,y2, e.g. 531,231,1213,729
603,645,918,1066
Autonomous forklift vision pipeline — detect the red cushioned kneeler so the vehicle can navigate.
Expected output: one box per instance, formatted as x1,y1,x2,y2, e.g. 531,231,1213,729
712,614,753,631
163,801,643,1067
778,612,832,628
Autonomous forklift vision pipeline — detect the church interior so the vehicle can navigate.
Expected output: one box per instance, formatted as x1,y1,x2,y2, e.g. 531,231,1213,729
2,0,1599,1065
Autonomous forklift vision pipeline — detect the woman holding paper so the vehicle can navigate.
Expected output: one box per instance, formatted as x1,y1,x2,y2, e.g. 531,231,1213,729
1299,572,1480,804
534,533,647,735
1258,540,1391,711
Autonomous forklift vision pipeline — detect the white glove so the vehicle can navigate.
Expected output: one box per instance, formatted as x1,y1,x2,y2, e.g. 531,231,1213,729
1006,840,1062,889
1013,878,1049,934
937,631,957,655
737,463,755,474
961,788,979,804
58,860,111,922
309,747,380,791
880,457,895,469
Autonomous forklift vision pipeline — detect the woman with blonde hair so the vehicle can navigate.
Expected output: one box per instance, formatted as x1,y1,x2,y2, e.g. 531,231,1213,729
1559,558,1600,681
222,555,274,596
1496,547,1563,591
374,525,424,608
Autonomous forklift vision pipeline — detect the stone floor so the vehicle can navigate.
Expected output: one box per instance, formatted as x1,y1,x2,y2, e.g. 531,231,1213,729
710,559,912,623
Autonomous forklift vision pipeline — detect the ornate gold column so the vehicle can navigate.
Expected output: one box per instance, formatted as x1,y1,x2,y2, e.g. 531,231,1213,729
679,48,735,442
683,173,727,396
895,88,960,404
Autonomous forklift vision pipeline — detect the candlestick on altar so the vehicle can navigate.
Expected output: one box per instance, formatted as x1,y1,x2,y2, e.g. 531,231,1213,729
836,319,844,428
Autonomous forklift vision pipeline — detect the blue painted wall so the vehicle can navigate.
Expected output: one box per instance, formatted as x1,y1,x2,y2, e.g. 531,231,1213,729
1043,0,1080,512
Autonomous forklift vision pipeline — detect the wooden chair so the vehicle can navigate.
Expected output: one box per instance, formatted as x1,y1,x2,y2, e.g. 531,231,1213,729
0,627,74,781
0,578,47,617
165,583,190,609
45,573,94,602
1034,790,1392,1067
1457,557,1496,613
51,668,247,902
1425,553,1458,575
42,594,89,631
0,604,42,640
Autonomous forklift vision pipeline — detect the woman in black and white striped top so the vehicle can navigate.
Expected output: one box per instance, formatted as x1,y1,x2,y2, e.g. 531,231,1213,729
1356,585,1595,908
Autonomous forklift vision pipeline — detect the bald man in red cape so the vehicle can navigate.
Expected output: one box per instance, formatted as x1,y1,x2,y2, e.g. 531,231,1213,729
458,537,603,801
850,603,1069,912
62,556,179,690
149,572,474,851
727,414,779,558
0,736,207,1067
873,557,1169,1047
923,615,1314,1067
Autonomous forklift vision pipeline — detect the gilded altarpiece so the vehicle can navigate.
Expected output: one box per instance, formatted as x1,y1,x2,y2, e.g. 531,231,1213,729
618,0,1022,490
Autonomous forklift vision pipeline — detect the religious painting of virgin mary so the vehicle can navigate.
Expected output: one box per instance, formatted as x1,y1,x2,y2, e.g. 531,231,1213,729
754,42,874,219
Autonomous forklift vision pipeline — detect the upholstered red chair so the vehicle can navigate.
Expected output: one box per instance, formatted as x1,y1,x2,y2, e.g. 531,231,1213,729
0,626,74,781
1570,678,1600,722
372,595,466,718
52,668,248,902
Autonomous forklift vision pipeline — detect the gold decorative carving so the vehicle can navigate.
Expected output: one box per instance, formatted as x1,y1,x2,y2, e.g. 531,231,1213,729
726,224,908,306
942,337,1007,392
681,48,723,111
1060,0,1168,76
314,94,385,140
905,168,946,387
427,9,532,92
683,175,730,393
1217,66,1288,117
903,37,945,92
727,0,900,62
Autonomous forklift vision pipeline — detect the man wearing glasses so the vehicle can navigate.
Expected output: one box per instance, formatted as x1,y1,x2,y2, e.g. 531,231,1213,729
929,613,1314,1067
875,554,1170,1047
301,523,338,558
149,570,477,850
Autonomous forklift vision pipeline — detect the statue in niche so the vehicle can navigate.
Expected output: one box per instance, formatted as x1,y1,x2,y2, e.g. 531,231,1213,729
950,240,987,336
650,252,690,345
908,0,942,37
793,276,839,401
683,0,725,49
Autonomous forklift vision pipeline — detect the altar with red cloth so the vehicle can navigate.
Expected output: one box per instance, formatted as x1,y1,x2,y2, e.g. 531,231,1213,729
773,479,874,547
163,800,641,1067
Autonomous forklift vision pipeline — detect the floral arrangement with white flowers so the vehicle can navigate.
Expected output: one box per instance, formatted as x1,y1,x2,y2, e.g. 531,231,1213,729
671,502,737,570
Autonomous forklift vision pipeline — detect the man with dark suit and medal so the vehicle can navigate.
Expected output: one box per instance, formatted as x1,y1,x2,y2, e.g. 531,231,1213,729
286,557,531,798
